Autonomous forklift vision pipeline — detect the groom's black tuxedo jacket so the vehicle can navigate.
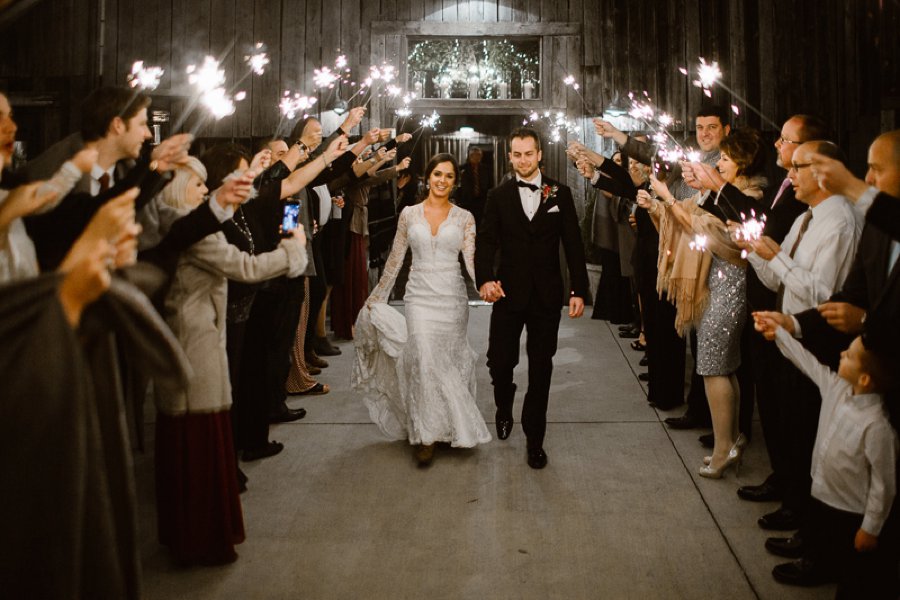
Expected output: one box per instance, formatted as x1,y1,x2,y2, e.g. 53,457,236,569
475,176,589,312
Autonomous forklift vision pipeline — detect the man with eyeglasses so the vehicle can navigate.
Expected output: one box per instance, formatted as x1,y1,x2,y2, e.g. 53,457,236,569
749,129,900,587
736,139,864,587
688,116,828,514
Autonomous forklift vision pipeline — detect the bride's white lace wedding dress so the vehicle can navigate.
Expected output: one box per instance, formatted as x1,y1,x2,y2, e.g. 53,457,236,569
352,203,491,447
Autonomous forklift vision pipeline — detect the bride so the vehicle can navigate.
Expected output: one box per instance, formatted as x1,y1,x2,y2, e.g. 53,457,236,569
353,153,491,466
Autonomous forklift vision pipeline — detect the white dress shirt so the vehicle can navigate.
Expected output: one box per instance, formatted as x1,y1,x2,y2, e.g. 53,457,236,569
775,328,898,535
748,194,862,314
516,173,542,221
89,163,116,197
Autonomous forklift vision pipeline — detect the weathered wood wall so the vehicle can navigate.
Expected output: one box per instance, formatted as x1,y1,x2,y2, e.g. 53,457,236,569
1,0,897,161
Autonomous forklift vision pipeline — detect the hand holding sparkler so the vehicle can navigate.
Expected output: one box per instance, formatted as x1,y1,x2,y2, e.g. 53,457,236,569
213,170,258,208
691,161,726,192
397,156,411,172
635,189,654,210
250,149,272,173
576,158,596,180
322,135,350,165
378,129,391,143
748,235,781,261
649,174,674,203
361,128,381,146
807,152,870,201
592,118,628,146
340,107,367,134
752,310,794,341
150,133,193,172
395,133,413,144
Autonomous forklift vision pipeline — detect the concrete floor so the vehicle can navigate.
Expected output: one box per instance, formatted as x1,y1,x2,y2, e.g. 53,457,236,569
136,306,833,600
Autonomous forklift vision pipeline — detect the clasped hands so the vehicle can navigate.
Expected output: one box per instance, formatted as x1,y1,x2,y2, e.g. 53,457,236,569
479,281,505,303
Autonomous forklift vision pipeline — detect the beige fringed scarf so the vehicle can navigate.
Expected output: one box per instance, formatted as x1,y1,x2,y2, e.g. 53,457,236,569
655,175,766,336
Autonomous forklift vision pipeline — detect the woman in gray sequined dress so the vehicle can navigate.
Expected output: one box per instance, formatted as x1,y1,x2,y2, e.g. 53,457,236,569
639,129,767,478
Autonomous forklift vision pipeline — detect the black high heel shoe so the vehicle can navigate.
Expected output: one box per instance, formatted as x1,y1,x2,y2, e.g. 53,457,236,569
630,340,646,351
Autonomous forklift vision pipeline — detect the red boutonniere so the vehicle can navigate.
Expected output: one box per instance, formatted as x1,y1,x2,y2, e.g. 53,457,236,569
541,184,559,204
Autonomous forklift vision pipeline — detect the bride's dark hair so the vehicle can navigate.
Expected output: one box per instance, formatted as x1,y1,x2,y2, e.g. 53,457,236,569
423,153,460,186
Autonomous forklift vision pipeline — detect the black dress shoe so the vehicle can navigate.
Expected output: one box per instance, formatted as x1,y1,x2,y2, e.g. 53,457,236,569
619,329,640,339
242,441,284,462
639,355,649,366
765,534,804,559
638,372,649,381
618,324,638,333
737,478,782,502
269,407,307,424
758,507,800,531
496,417,514,440
772,558,832,587
527,448,548,469
664,412,711,430
698,432,714,449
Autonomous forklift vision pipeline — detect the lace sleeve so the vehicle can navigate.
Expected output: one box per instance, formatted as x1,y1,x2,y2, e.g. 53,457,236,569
462,210,476,282
367,206,410,305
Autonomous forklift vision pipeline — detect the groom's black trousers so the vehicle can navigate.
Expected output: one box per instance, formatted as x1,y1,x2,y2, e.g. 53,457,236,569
487,295,561,449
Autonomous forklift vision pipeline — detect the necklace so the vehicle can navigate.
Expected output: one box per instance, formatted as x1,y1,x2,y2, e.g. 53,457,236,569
234,207,255,254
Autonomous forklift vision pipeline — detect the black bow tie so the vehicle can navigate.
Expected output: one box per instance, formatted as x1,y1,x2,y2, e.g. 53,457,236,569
516,180,539,192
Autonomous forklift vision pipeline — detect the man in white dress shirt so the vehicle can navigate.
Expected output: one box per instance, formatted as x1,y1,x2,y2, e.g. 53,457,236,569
740,139,864,582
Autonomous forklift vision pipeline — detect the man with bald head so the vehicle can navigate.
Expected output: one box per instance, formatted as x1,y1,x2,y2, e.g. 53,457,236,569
738,139,864,586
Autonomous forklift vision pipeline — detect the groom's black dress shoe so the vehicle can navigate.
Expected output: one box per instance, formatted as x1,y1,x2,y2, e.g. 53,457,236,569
496,417,513,440
527,448,548,469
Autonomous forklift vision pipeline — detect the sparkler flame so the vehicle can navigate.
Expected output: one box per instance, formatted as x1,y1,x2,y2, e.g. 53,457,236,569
693,58,722,94
245,43,270,76
314,66,338,89
279,92,317,119
127,61,164,91
420,111,441,129
689,234,709,252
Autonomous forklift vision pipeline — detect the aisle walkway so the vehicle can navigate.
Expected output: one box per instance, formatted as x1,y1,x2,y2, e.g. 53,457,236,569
136,306,832,600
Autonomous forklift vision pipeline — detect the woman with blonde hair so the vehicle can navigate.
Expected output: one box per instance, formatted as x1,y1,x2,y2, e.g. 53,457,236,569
638,128,767,479
153,157,307,565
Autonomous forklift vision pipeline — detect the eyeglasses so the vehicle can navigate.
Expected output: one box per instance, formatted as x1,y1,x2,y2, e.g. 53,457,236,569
789,162,813,172
778,135,801,146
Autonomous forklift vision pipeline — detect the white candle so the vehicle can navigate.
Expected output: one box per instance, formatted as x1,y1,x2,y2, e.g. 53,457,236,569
413,81,422,96
523,81,534,99
498,81,508,99
439,80,450,98
468,79,479,99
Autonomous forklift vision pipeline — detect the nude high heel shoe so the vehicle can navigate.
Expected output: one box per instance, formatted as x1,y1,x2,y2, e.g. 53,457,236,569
703,433,747,465
699,436,745,478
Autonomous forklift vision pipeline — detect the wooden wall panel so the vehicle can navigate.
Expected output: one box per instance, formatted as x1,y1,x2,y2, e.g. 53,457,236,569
1,0,897,160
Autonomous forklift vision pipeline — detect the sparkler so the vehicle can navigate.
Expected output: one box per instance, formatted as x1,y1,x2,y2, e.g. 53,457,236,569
689,234,709,252
680,58,779,129
127,61,164,91
245,43,270,76
119,60,165,119
171,55,226,131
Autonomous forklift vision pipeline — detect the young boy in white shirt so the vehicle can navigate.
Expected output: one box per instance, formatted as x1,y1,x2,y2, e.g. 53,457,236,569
754,310,899,597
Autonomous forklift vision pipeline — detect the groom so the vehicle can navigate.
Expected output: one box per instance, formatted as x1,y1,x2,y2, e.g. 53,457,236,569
475,127,589,469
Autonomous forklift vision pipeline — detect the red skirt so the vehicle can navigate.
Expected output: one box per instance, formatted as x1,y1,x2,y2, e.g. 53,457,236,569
330,232,369,339
155,410,245,565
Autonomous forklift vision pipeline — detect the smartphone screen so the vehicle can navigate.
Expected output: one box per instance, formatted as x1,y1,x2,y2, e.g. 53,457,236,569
280,201,301,237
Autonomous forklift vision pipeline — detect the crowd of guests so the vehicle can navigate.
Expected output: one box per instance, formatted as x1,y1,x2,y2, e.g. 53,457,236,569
575,105,900,596
3,77,900,598
0,86,413,597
